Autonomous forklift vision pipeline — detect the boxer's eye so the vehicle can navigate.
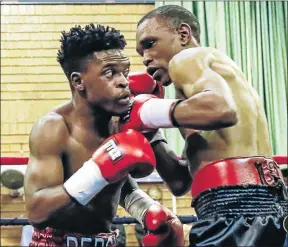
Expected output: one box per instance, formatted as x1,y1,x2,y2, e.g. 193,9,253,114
143,40,155,49
123,69,130,78
104,69,113,78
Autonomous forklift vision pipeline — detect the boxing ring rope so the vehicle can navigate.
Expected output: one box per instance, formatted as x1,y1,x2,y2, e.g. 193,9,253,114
0,156,287,226
1,155,287,167
0,216,197,226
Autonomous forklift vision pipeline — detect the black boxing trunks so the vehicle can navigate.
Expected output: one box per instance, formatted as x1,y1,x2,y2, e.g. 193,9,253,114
29,227,118,247
189,156,288,247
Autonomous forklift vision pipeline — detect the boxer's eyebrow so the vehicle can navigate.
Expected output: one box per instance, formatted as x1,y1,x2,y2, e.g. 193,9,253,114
140,37,155,48
102,61,130,72
103,60,130,68
103,62,117,68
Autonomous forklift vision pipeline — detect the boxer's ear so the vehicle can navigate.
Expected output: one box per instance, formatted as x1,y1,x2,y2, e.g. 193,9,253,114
177,23,192,47
70,72,84,91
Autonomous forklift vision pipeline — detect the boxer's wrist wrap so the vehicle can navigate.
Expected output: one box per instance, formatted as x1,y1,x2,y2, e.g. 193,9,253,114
140,98,179,129
170,99,183,127
124,189,157,225
63,159,109,206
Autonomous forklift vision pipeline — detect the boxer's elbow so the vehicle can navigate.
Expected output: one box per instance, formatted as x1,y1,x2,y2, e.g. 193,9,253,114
207,93,238,128
217,104,238,127
169,185,190,197
26,195,50,225
166,179,192,197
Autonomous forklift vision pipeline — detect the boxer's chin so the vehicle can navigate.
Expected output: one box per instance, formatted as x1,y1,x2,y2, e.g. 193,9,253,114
106,103,130,116
113,106,130,116
161,73,172,87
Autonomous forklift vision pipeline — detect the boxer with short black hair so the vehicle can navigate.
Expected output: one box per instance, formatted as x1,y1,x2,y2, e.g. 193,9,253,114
119,5,287,246
24,23,184,247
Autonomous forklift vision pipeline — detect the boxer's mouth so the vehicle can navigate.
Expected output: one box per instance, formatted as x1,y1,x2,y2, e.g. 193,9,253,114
147,67,169,86
155,69,171,86
152,69,162,81
117,97,130,105
147,67,159,78
117,91,130,105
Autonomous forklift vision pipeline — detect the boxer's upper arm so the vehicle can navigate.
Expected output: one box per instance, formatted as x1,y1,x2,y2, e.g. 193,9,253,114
145,127,191,196
177,52,236,111
171,51,238,130
152,140,192,196
24,114,68,202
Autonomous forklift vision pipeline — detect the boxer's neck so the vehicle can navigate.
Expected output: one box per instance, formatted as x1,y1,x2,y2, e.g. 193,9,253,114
72,94,111,132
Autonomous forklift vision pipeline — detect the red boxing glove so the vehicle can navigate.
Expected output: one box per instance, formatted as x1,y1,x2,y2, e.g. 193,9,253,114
119,94,181,133
129,72,165,98
64,130,156,205
142,204,184,247
92,129,155,181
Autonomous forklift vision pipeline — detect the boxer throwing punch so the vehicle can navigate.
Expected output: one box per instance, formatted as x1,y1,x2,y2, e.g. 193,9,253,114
24,23,184,247
119,5,287,246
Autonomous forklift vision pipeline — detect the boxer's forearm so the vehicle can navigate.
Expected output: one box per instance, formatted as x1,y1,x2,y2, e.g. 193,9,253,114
174,91,238,130
152,141,192,196
119,175,139,209
26,185,73,225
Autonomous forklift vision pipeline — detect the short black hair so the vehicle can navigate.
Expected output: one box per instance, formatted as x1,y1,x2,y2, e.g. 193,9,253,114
57,23,127,79
138,5,200,43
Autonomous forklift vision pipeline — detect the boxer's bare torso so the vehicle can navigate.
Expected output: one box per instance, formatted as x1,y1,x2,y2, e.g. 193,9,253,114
172,47,272,175
25,101,126,234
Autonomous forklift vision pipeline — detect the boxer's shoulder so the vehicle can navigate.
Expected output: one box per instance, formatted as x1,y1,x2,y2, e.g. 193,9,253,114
30,112,69,153
33,111,68,133
176,47,214,55
170,47,233,65
170,47,216,62
172,48,240,81
169,47,217,81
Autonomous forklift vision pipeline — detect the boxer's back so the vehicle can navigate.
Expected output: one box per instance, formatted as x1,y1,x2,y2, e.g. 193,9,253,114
176,48,272,172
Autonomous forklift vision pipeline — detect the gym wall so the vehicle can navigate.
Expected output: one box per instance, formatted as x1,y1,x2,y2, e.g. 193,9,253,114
1,4,153,157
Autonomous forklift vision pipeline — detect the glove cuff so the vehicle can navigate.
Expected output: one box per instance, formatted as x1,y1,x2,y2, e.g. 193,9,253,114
63,159,109,205
140,98,180,129
170,99,183,127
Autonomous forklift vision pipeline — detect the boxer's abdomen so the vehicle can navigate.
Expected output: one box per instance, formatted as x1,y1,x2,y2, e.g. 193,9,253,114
186,124,259,175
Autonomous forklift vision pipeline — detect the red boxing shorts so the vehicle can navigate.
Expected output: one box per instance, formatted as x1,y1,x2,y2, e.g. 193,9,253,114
189,156,288,247
29,227,118,247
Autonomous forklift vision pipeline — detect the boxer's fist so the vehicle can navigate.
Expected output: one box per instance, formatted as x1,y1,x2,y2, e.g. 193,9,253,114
129,72,164,98
93,129,156,182
64,130,156,206
142,204,184,247
119,94,179,133
128,72,165,139
119,94,158,133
